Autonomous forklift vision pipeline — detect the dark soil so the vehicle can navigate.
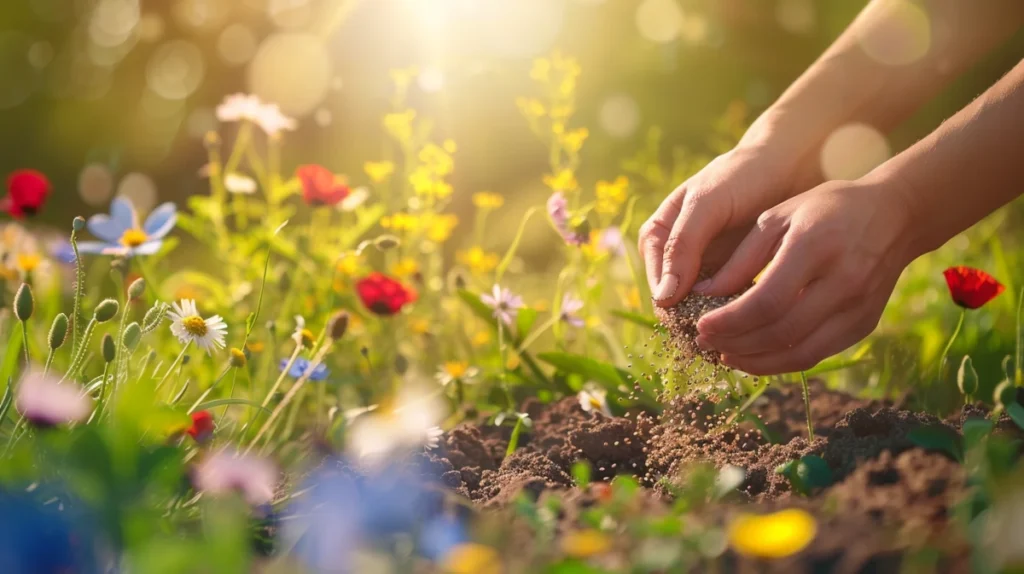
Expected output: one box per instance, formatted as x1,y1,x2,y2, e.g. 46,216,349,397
422,380,975,572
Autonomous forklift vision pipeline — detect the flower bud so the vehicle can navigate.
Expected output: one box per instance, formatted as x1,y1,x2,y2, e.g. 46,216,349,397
142,303,165,331
72,216,86,231
328,311,349,340
995,379,1018,409
48,313,68,350
13,283,33,322
182,355,191,366
101,333,116,363
230,347,247,368
373,234,401,251
93,299,119,323
127,278,146,300
123,322,142,351
957,355,978,398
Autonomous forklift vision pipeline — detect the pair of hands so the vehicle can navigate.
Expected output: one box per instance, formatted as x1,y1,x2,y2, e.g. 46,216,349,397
639,145,915,375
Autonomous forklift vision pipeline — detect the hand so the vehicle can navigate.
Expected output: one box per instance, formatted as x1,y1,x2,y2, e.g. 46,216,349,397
693,179,915,375
639,138,821,308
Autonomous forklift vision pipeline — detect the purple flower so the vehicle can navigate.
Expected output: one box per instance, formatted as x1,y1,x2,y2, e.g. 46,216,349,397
480,285,524,326
559,294,585,328
599,227,626,256
15,370,92,427
546,192,587,246
192,450,278,507
279,358,330,382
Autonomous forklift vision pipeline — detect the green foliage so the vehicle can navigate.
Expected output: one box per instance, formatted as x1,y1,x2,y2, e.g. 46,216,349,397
908,425,963,462
775,455,833,496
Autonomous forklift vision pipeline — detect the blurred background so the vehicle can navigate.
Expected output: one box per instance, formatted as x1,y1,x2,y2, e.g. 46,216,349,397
2,0,1024,399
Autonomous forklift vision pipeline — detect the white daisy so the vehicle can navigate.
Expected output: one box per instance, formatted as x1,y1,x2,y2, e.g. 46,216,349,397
16,368,92,427
435,361,479,387
480,284,524,326
224,172,257,194
338,186,369,211
215,93,297,137
168,299,228,353
578,384,611,417
424,426,444,450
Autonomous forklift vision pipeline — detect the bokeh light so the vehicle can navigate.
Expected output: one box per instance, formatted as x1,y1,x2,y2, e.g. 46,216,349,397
776,0,816,35
819,123,891,181
78,163,114,206
117,172,158,214
268,0,313,30
599,94,641,139
636,0,685,44
248,33,331,117
88,0,140,48
186,107,218,139
217,24,258,66
146,40,205,100
172,0,229,32
0,31,40,110
856,0,931,66
417,67,445,93
27,42,53,70
137,13,165,43
478,0,566,59
314,108,332,127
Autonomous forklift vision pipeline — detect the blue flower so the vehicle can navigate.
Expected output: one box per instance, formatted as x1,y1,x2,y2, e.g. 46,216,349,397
77,196,176,257
279,358,329,381
0,488,99,573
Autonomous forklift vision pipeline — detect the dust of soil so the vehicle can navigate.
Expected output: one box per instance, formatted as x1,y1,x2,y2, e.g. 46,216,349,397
653,290,739,366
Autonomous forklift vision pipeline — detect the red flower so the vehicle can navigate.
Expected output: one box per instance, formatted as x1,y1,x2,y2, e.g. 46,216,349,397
943,266,1005,309
3,169,51,218
187,410,215,444
356,272,417,316
296,164,350,206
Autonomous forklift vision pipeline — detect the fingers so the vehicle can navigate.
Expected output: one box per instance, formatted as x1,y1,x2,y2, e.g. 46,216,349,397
697,232,824,337
653,191,730,307
638,188,686,294
693,217,785,297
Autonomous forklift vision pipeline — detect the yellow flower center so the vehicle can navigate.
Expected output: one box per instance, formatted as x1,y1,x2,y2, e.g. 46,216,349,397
120,228,148,248
16,254,41,272
728,509,817,559
181,316,208,337
444,361,468,379
300,328,315,347
588,396,604,410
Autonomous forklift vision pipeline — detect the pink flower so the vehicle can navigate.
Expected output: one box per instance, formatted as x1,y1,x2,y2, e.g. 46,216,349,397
480,284,524,326
15,369,92,427
546,192,587,246
193,450,278,507
559,294,585,328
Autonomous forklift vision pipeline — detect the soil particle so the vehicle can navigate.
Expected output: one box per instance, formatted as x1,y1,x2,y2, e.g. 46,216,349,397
653,291,739,365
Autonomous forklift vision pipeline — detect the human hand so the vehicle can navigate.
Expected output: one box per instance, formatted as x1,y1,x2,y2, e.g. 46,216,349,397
693,179,915,375
639,138,821,308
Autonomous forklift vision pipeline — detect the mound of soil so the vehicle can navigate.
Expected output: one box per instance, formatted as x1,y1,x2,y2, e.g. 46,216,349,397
422,380,976,571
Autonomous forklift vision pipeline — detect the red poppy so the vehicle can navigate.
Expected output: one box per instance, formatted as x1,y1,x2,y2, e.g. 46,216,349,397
3,169,51,218
356,272,417,316
187,410,215,444
296,164,350,206
943,266,1005,309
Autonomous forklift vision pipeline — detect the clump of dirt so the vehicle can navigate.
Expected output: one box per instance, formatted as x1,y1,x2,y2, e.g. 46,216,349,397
653,290,739,365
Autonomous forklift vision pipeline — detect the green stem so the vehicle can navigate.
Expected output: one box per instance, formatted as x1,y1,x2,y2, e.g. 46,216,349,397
20,322,29,366
937,308,966,383
188,365,232,413
154,342,191,393
71,227,85,352
799,371,815,442
62,319,97,382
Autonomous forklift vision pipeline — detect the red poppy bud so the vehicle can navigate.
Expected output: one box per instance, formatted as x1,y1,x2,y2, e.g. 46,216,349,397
187,410,215,444
5,169,51,218
356,272,417,316
296,164,350,206
942,266,1005,310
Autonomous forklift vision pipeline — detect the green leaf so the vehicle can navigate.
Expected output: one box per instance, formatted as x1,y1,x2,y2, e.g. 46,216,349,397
962,417,994,450
957,355,979,398
1006,403,1024,432
908,425,962,461
191,398,272,414
610,310,659,330
0,379,13,427
795,455,833,490
572,461,591,487
804,356,868,376
537,352,625,389
516,307,539,338
505,416,525,459
495,206,538,283
0,327,23,394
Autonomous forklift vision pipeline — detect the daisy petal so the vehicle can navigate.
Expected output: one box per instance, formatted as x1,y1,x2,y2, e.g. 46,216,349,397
86,213,131,244
144,203,178,239
130,240,163,256
76,241,115,255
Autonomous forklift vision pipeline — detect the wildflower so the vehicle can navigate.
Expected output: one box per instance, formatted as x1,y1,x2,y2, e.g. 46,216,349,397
279,358,330,382
426,213,459,243
381,212,421,232
187,411,215,444
364,161,395,184
339,186,369,211
167,299,228,353
943,266,1005,309
346,386,447,461
516,97,546,119
192,449,277,507
598,227,626,257
471,331,491,347
442,543,503,574
561,529,612,558
425,426,444,450
390,257,419,278
15,369,92,427
458,247,499,275
543,169,578,193
436,361,479,387
291,315,316,347
296,164,350,206
216,93,296,136
224,172,257,194
229,348,247,368
558,127,589,155
480,285,524,326
356,272,417,316
578,385,611,417
595,176,629,214
78,197,177,257
472,192,504,210
559,293,585,328
728,509,817,559
546,192,586,246
383,109,416,144
2,169,51,218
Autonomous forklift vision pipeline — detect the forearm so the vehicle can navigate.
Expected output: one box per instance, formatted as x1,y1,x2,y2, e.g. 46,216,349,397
877,58,1024,257
743,0,1024,171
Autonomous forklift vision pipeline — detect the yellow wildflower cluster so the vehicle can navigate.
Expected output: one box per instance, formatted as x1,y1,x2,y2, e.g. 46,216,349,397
383,109,416,146
364,161,395,184
595,176,629,215
390,257,419,278
424,213,459,242
458,246,499,276
543,169,578,194
380,212,420,232
530,52,581,99
472,192,504,210
410,140,457,200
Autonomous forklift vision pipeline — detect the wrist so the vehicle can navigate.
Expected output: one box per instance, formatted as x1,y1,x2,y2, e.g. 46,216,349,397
859,167,929,265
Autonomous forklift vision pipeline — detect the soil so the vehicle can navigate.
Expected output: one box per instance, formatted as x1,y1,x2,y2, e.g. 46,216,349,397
421,380,977,572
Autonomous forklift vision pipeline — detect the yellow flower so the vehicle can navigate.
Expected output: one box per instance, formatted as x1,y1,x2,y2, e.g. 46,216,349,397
442,361,470,379
559,127,589,155
620,286,641,310
561,529,612,558
472,331,491,347
410,318,431,335
363,161,395,184
419,143,455,177
505,354,520,370
472,192,504,210
384,109,416,145
457,247,499,275
245,341,265,353
549,104,573,120
727,509,817,559
390,257,419,278
381,213,421,232
15,253,42,273
426,214,459,243
516,97,546,119
529,57,551,83
543,169,577,193
409,167,454,200
336,253,363,276
595,176,629,215
442,543,502,574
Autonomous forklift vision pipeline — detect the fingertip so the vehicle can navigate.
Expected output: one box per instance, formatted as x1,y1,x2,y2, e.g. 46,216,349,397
652,273,681,307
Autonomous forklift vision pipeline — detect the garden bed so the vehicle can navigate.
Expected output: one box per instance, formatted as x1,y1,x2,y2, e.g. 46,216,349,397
420,381,981,572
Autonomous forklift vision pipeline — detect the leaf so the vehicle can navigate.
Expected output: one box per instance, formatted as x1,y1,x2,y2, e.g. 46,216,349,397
0,327,23,394
505,417,525,459
795,455,833,490
191,398,272,414
908,425,962,461
537,352,625,389
495,206,538,283
962,417,994,450
1006,403,1024,432
0,379,13,427
516,307,539,338
610,310,659,330
571,461,591,487
804,356,867,376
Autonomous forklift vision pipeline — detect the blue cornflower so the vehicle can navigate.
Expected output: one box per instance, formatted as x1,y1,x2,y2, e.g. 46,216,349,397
279,358,330,381
77,196,177,257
